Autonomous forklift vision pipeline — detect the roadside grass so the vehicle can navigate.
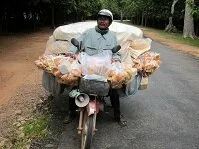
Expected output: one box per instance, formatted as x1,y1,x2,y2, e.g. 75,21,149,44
144,28,199,47
122,20,199,47
12,114,49,149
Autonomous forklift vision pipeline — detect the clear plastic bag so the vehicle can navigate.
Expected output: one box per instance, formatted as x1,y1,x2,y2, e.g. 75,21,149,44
108,62,137,89
108,62,126,88
78,51,112,80
58,57,81,75
57,58,81,85
132,51,161,77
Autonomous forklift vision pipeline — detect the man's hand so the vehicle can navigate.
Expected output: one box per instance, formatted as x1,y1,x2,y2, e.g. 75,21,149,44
111,58,121,63
65,53,77,59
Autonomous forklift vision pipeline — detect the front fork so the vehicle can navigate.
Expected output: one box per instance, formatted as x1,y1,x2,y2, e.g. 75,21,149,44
77,97,99,134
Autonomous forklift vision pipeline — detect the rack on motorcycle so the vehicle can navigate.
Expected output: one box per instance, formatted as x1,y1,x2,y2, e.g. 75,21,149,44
67,38,141,149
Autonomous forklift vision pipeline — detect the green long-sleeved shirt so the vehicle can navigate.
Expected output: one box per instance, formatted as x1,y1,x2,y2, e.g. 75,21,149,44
68,28,121,60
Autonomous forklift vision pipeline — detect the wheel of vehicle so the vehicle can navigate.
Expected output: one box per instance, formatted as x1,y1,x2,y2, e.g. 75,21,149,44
81,110,94,149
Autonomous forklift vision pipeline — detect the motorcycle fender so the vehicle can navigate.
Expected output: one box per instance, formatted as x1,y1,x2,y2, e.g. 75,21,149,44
86,100,96,116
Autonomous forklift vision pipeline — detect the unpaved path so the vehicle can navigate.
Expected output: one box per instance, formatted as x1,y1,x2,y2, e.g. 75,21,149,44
0,29,53,144
0,29,53,105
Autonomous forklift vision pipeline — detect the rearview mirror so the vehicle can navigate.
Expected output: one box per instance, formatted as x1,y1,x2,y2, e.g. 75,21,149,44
112,45,121,53
71,38,79,48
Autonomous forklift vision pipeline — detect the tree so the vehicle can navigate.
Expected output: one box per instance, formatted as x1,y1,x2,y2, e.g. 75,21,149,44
117,0,125,21
183,0,195,38
165,0,178,32
101,0,120,18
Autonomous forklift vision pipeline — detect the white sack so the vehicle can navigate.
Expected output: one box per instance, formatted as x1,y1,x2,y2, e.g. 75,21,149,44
53,21,143,45
45,21,151,59
44,36,71,55
120,38,152,63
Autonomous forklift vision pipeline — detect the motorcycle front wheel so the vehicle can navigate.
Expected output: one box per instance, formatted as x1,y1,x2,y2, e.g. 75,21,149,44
81,110,94,149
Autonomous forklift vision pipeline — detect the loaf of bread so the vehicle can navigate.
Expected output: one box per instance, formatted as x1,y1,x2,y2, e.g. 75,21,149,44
108,63,137,88
132,51,160,77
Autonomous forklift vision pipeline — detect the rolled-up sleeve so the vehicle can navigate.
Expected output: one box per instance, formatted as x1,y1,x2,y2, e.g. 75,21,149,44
67,44,78,54
112,33,121,60
67,32,85,54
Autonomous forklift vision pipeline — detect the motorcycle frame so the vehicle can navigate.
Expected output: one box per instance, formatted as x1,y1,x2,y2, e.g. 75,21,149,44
77,95,100,135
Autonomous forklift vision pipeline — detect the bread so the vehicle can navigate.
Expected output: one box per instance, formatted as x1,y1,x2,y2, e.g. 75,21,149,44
53,57,62,66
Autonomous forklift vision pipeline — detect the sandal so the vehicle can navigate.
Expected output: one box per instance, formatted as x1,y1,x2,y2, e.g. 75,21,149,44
64,112,75,124
64,117,74,124
118,120,127,127
114,115,127,127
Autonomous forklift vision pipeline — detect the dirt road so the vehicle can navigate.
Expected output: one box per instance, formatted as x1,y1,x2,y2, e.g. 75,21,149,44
0,29,53,105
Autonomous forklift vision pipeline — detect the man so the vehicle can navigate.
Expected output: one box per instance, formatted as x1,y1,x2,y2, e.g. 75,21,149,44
65,9,127,127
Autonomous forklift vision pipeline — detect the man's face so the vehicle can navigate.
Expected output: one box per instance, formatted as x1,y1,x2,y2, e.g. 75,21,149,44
97,15,111,29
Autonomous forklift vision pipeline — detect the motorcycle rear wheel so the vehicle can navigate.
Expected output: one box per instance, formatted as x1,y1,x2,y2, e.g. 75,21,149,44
81,111,94,149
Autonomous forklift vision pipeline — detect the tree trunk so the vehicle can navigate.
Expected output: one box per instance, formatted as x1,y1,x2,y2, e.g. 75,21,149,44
141,12,144,26
3,10,8,35
0,15,3,34
32,12,36,31
120,11,123,22
137,12,141,25
165,0,178,32
183,0,195,38
81,15,83,21
144,17,148,27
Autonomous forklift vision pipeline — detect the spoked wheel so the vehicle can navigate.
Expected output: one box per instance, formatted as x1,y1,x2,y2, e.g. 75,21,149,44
81,110,94,149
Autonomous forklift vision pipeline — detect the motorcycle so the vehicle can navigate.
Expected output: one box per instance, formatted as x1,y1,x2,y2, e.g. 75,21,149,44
68,38,121,149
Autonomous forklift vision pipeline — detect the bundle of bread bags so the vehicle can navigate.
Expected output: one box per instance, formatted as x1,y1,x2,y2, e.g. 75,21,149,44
34,53,137,89
35,55,82,86
34,21,160,91
120,38,161,78
78,51,138,89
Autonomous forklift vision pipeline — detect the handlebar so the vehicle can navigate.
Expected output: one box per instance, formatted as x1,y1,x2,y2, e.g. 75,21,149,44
70,38,121,53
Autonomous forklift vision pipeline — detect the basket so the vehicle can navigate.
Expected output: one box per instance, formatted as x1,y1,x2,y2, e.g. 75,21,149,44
79,78,110,96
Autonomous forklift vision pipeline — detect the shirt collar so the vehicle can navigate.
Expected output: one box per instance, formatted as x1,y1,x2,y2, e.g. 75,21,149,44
95,31,108,40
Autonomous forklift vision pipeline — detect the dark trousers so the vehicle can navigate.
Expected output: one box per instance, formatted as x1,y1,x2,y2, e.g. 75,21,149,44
68,89,121,120
110,89,121,121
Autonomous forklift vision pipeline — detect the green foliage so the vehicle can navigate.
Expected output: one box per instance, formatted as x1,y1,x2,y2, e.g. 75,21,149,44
125,0,171,19
0,0,198,35
12,115,49,149
23,115,48,138
51,0,102,21
187,0,199,19
100,0,120,15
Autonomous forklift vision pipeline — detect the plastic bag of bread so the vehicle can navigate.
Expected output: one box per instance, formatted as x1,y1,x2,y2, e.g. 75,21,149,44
34,55,55,72
57,58,82,85
120,38,152,63
34,55,65,73
108,62,137,89
58,57,81,76
78,51,112,79
132,51,160,77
